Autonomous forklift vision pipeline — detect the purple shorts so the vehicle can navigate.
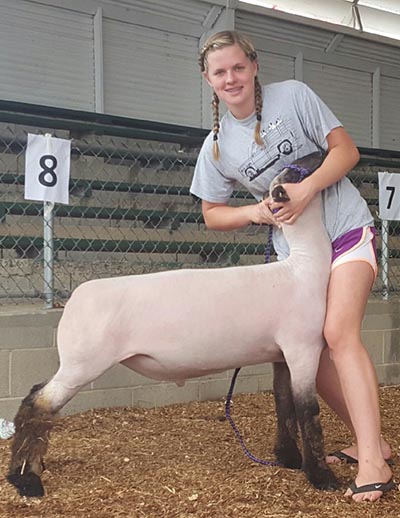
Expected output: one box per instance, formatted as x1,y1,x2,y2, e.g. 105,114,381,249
331,226,378,277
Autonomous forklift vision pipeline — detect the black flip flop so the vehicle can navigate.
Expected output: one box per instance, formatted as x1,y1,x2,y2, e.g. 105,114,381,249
328,450,358,464
328,450,394,466
348,478,395,495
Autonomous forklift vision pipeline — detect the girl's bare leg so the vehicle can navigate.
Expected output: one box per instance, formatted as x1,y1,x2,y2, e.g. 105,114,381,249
321,261,392,502
317,348,392,462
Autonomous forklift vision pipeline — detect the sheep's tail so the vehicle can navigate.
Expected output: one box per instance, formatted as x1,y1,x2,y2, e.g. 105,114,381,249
7,382,58,497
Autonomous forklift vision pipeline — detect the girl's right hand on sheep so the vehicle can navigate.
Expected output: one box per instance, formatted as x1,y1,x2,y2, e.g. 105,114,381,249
251,199,281,227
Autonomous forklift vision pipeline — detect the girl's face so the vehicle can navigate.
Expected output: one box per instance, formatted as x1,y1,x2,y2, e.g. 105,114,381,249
204,43,258,120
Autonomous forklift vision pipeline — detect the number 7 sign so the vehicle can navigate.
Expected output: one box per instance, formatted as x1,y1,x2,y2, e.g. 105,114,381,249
378,172,400,221
25,133,71,204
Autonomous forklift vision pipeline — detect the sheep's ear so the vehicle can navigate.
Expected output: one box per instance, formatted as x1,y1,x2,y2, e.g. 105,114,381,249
271,185,290,203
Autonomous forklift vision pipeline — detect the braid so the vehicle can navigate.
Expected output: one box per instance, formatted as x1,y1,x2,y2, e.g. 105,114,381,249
212,91,220,160
254,76,264,147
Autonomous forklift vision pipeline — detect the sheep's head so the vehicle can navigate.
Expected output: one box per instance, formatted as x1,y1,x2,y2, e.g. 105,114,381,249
269,151,325,203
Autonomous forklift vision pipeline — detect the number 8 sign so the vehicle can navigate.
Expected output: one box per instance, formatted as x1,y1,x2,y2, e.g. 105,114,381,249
25,133,71,204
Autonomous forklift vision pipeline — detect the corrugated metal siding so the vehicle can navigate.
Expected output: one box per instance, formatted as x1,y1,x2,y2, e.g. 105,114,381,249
236,10,333,51
337,35,400,68
257,51,295,85
237,8,400,68
304,61,372,147
103,0,211,26
381,75,400,151
0,0,95,110
103,18,201,125
1,0,398,144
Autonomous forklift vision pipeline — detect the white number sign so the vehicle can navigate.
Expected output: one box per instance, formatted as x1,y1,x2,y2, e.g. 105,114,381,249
24,133,71,205
378,171,400,221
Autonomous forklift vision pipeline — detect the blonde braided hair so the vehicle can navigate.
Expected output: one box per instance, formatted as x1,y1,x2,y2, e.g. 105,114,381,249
199,31,263,160
211,91,220,160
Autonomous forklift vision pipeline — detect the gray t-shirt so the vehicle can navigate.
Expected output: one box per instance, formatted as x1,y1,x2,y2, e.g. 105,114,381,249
190,79,373,259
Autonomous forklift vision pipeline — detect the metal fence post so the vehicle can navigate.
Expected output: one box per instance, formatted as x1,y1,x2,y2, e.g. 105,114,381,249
43,201,54,308
381,218,389,300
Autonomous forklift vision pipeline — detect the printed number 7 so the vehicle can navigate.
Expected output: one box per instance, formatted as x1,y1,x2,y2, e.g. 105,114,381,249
386,185,395,210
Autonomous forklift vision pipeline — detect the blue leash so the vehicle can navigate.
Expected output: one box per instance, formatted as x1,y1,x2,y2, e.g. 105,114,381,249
225,367,277,466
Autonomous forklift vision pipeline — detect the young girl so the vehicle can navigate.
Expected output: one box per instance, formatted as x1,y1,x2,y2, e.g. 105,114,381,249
190,30,393,502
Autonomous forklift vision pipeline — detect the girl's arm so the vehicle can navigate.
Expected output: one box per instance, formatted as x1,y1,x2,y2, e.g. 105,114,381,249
270,127,360,224
202,198,279,231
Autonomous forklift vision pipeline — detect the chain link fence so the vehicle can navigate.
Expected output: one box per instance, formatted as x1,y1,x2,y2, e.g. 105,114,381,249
0,103,399,306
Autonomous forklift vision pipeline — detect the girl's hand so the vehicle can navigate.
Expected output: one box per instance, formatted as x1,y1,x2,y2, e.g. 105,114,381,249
269,180,315,224
250,198,281,226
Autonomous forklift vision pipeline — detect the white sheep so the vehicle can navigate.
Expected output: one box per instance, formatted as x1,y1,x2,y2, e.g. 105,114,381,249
7,152,339,497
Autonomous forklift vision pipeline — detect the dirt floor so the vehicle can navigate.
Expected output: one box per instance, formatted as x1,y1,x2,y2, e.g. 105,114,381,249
1,385,400,518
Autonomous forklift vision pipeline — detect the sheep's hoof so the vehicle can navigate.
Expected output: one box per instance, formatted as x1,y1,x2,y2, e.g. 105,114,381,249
7,470,45,497
306,467,340,491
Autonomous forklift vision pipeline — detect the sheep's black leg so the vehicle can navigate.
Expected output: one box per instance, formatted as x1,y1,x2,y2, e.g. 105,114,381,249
282,345,340,491
7,382,57,497
291,388,340,490
272,362,302,469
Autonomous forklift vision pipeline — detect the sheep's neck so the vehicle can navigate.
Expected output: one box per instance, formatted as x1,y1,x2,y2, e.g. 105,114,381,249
282,194,331,266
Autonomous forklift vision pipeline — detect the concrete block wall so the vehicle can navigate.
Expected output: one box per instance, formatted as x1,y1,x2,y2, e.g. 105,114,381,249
0,300,399,421
0,306,273,421
363,300,400,384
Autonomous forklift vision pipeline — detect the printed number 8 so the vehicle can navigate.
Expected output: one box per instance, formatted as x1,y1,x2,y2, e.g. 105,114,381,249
38,155,58,187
